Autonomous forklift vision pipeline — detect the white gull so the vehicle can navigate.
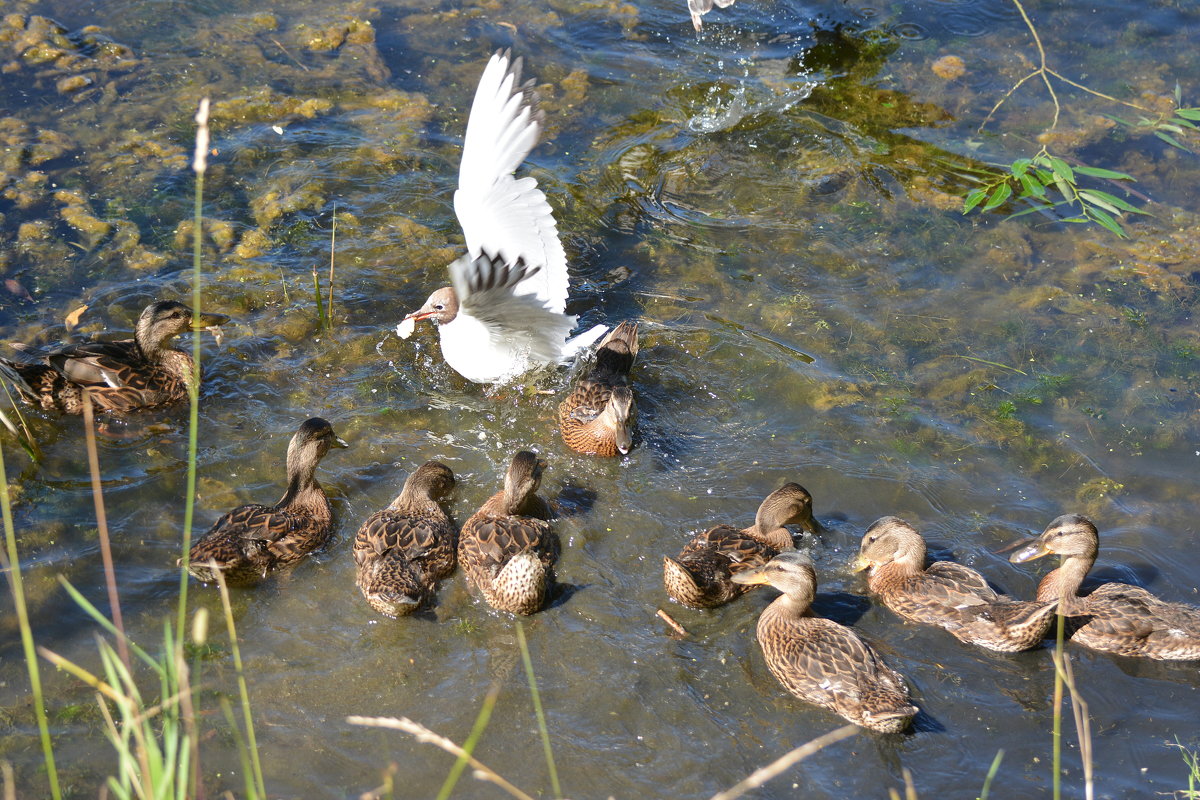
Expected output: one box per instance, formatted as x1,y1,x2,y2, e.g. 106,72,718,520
397,50,606,384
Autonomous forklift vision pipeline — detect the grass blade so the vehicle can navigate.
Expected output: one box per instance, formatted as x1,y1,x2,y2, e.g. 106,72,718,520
0,440,62,800
436,685,501,800
515,619,560,799
709,725,858,800
212,563,267,797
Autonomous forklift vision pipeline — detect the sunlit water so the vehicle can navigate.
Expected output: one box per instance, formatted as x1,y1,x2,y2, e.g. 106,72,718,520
1,0,1199,796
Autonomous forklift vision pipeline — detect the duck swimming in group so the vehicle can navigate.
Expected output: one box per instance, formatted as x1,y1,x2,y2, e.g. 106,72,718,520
1010,514,1200,660
733,550,918,733
396,50,605,383
458,450,560,615
0,300,228,415
664,482,821,609
856,516,1060,652
353,461,458,617
558,320,639,457
185,418,348,585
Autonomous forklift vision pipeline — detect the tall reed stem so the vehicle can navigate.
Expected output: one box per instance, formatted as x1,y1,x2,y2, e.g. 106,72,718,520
178,97,210,640
213,563,267,796
0,443,61,799
1052,610,1065,800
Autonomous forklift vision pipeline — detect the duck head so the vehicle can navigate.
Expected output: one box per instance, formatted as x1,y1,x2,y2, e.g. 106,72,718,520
1009,514,1099,564
136,300,229,354
855,516,926,574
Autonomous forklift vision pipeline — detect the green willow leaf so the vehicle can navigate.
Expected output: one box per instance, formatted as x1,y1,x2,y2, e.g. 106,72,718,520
1046,156,1075,183
1088,207,1127,238
1079,189,1148,215
1018,173,1045,198
1155,130,1190,151
1078,190,1120,215
1073,165,1133,180
1010,158,1032,178
982,182,1013,211
1173,107,1200,120
963,188,988,213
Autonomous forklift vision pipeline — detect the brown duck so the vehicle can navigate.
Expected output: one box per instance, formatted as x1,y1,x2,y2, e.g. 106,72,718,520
1010,514,1200,660
354,461,458,617
0,300,228,414
663,483,820,609
557,320,638,457
733,551,917,733
185,418,348,585
856,516,1059,652
458,451,560,615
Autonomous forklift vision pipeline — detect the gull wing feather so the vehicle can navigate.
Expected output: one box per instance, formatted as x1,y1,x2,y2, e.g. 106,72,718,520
454,50,568,314
450,254,576,366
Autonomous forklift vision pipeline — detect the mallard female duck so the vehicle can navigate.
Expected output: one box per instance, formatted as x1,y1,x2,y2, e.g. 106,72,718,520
458,451,560,615
0,300,228,414
354,461,458,617
663,483,820,609
186,418,347,585
734,550,917,733
558,320,638,457
856,517,1059,652
1010,514,1200,660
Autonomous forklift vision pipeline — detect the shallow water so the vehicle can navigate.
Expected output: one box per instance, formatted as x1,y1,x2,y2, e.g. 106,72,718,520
1,0,1199,796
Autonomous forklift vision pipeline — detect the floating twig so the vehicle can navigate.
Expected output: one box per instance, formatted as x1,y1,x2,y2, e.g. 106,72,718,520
657,608,689,637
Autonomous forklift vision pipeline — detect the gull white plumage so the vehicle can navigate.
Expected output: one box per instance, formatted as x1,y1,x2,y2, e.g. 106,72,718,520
397,50,606,384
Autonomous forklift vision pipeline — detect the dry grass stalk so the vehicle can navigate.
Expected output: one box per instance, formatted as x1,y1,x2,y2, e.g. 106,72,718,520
82,391,130,670
709,724,858,800
347,715,537,800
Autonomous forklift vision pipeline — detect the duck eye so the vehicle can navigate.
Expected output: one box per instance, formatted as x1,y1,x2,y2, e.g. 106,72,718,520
434,303,445,311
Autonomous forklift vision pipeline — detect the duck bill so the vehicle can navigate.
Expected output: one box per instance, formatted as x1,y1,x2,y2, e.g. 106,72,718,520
852,556,873,573
1009,538,1052,563
730,568,769,586
333,436,350,449
615,425,632,455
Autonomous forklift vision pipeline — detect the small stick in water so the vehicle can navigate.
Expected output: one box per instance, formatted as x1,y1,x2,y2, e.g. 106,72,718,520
657,608,689,638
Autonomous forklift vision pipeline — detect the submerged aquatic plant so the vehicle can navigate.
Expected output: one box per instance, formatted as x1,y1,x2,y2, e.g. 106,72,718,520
962,0,1196,237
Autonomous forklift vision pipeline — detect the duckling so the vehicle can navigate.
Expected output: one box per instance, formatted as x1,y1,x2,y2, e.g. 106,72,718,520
663,483,820,609
558,320,638,457
1010,514,1200,660
354,461,458,617
734,551,917,733
458,451,559,615
185,418,348,585
856,517,1059,652
0,300,229,414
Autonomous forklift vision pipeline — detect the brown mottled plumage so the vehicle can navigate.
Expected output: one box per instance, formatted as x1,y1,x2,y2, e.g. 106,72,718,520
856,517,1059,652
0,301,228,414
1010,514,1200,660
663,483,820,609
734,551,917,733
458,451,560,615
185,418,348,585
558,320,638,457
354,461,458,617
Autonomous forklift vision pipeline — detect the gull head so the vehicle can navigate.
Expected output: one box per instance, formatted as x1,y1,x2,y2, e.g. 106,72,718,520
397,286,459,338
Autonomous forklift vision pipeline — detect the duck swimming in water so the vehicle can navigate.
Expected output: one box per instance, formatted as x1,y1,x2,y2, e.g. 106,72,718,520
558,320,638,457
856,516,1059,652
396,50,605,383
0,300,228,414
186,418,347,585
1010,514,1200,660
354,461,458,617
664,483,821,609
734,551,917,733
458,451,560,614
